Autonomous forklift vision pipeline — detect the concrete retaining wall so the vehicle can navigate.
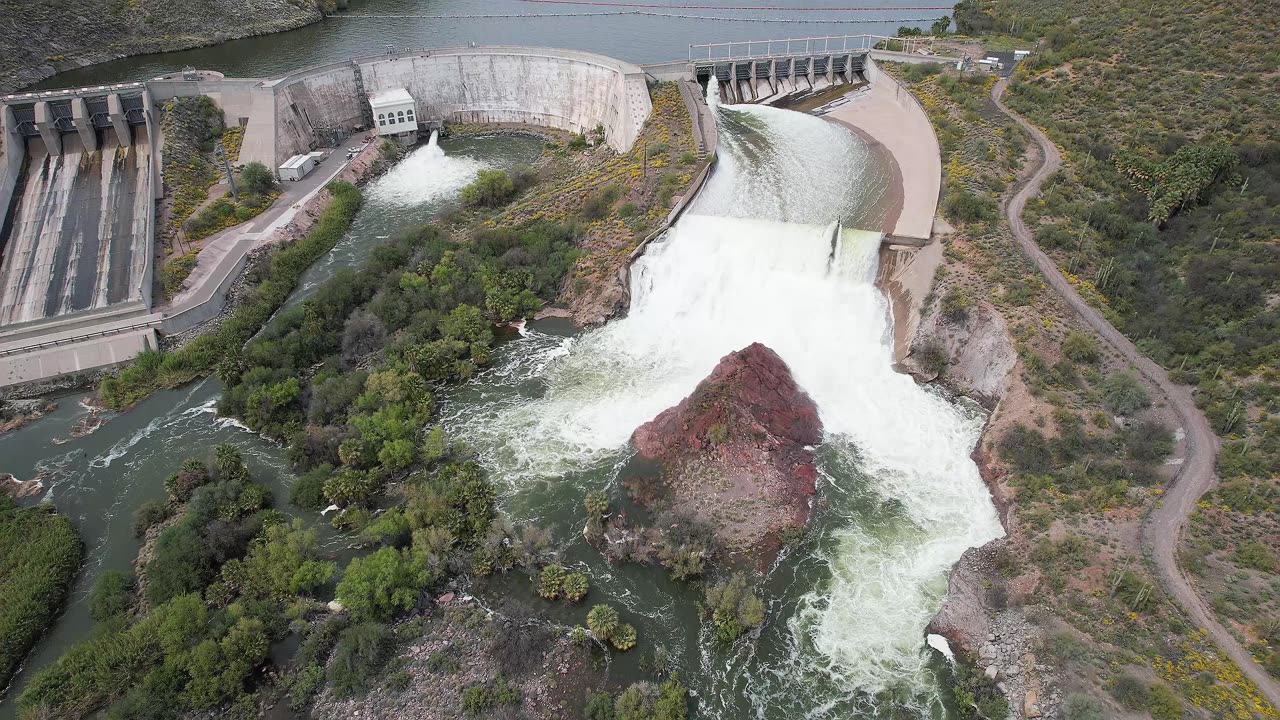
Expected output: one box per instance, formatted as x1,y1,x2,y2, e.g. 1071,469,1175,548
358,48,649,156
0,106,22,237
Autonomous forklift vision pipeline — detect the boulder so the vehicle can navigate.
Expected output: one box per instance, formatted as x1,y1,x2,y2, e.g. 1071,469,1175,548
630,343,822,569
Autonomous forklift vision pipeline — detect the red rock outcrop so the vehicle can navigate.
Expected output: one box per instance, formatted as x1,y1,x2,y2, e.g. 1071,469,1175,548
630,343,823,569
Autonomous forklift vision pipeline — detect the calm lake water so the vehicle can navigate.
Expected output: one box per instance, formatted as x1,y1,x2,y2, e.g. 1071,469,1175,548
29,0,948,90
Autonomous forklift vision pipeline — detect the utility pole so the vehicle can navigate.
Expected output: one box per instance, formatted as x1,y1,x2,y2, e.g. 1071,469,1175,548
215,140,238,204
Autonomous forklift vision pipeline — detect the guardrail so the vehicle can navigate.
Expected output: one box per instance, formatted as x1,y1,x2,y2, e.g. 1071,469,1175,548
0,320,158,357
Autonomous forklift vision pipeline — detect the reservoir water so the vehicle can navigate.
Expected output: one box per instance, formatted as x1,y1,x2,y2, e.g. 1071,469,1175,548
0,90,1000,719
27,0,948,91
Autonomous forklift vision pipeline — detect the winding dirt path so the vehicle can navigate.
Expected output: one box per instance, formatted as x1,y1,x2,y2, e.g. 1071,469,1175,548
991,77,1280,707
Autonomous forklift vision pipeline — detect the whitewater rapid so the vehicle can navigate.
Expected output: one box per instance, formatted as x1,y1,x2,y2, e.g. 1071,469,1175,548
445,90,1003,716
367,131,487,206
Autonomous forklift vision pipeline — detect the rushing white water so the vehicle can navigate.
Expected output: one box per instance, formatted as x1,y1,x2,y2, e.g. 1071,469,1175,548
365,130,487,206
446,95,1002,715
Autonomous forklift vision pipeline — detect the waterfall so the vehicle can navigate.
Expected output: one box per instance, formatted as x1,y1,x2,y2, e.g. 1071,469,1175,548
365,129,483,206
445,99,1002,717
706,74,721,110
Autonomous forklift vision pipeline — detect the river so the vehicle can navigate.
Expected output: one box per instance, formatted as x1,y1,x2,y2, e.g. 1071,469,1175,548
27,0,947,91
2,50,999,720
0,132,544,712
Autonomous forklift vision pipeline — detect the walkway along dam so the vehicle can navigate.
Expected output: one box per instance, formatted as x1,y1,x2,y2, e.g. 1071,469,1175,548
0,36,942,389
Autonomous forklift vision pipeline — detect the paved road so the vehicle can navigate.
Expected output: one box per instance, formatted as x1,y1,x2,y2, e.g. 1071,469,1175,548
991,78,1280,707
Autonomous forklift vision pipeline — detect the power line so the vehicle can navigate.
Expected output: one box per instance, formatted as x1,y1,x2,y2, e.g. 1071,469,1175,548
333,11,945,22
514,0,950,9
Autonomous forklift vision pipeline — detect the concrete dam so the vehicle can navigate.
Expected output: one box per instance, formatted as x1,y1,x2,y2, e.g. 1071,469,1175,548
0,37,941,389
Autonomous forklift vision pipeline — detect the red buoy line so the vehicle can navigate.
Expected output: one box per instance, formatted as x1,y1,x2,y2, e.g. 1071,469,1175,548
515,0,950,9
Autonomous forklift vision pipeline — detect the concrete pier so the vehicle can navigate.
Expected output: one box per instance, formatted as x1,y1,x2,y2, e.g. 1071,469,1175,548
106,93,132,146
71,97,98,152
33,101,61,156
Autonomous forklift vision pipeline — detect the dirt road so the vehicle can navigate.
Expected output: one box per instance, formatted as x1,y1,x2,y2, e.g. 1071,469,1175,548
991,77,1280,707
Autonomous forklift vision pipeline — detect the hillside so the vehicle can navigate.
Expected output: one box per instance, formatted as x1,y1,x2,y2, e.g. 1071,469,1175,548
900,0,1280,715
0,0,329,92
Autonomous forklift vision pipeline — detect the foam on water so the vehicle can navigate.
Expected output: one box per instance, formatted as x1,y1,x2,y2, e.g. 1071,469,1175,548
446,98,1002,715
366,131,488,207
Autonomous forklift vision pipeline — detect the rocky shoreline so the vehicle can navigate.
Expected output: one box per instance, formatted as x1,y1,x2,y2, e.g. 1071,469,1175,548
0,0,324,92
879,235,1062,718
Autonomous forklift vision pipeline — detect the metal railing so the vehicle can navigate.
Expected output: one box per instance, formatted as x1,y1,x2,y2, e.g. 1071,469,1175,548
689,34,884,62
689,33,941,62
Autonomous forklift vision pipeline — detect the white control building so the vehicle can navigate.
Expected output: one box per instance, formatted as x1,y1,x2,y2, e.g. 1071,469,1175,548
369,88,418,143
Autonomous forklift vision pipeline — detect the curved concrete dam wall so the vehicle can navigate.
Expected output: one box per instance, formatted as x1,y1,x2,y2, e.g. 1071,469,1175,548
270,47,651,164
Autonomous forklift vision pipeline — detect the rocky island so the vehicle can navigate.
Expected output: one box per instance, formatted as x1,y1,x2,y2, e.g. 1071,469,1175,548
629,342,823,569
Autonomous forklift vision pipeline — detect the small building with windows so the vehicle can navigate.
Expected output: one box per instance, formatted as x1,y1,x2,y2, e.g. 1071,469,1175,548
369,88,418,143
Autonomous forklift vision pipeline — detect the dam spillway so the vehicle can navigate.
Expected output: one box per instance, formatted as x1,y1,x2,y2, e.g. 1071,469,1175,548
0,130,152,325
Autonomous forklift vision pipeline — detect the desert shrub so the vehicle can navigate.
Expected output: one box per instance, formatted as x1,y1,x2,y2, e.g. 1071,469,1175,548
1062,331,1100,363
1110,672,1149,708
1101,371,1150,415
341,310,388,366
461,676,521,715
999,424,1053,474
1062,694,1106,720
942,188,997,224
582,184,622,220
915,339,949,376
611,677,688,720
1145,682,1182,720
941,289,973,322
328,622,392,697
1236,541,1276,571
1123,419,1174,462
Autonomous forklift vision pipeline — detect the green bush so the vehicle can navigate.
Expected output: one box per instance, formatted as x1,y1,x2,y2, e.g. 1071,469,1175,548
1062,694,1106,720
461,676,521,715
99,182,363,409
0,496,83,689
291,463,333,510
239,162,277,196
942,188,997,224
88,570,133,623
461,169,517,207
133,499,172,537
1062,331,1100,363
328,622,392,697
704,573,765,642
1235,541,1276,571
1101,371,1150,415
336,547,433,621
1145,683,1183,720
1109,672,1148,708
